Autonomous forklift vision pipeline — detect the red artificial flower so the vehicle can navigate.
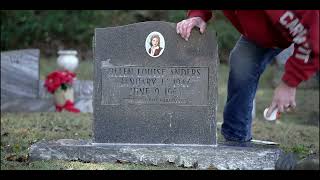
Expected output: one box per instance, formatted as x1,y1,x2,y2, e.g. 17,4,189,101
55,100,80,113
44,70,76,94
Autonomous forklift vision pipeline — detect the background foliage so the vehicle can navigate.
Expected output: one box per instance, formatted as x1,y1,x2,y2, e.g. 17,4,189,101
1,10,240,62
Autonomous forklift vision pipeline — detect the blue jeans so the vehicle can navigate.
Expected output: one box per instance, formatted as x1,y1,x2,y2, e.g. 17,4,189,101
221,35,283,142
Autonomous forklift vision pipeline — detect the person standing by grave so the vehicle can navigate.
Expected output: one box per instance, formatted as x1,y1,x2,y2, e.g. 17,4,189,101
176,10,319,142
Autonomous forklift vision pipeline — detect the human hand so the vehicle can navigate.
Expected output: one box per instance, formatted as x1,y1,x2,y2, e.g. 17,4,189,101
176,17,207,41
266,81,297,117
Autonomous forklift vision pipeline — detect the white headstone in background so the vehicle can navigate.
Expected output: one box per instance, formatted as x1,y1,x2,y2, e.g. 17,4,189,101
275,44,294,66
1,49,40,104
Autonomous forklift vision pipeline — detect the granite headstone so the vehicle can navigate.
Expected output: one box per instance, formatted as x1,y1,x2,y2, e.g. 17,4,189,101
29,21,282,169
1,49,40,103
0,49,53,112
93,21,218,145
0,49,94,112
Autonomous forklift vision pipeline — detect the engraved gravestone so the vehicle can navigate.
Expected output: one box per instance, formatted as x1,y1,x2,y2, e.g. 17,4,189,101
1,49,40,105
93,21,218,145
0,49,57,112
29,22,282,169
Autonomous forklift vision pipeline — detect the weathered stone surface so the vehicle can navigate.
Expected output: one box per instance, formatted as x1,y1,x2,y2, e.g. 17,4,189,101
29,139,282,170
0,98,55,112
1,49,40,105
275,152,320,170
74,98,93,113
93,21,218,145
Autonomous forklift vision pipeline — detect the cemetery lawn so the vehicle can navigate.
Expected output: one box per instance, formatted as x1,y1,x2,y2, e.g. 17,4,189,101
1,63,318,170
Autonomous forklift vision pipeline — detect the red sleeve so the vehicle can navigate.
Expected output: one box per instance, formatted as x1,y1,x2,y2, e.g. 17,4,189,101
265,10,319,87
187,10,212,22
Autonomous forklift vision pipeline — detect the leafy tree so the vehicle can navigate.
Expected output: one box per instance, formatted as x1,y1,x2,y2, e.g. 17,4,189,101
1,10,239,62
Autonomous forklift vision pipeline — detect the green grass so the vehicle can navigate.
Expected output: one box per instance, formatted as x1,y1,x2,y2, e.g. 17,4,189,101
0,112,185,170
1,62,319,170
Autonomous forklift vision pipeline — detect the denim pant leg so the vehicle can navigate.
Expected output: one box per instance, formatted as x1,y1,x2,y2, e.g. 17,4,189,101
221,36,282,142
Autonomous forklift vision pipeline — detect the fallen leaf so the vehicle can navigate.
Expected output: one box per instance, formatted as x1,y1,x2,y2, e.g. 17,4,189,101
6,154,17,161
16,155,28,162
116,159,129,164
207,165,218,170
18,128,29,134
1,132,9,136
53,127,64,132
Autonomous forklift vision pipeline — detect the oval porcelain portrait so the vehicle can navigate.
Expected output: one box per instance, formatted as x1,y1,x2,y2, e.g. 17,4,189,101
145,31,165,58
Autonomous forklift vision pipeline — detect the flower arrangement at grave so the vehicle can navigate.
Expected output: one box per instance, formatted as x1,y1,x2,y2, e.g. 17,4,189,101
44,69,80,113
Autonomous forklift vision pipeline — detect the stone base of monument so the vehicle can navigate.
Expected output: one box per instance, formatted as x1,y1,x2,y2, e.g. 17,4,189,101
29,139,282,170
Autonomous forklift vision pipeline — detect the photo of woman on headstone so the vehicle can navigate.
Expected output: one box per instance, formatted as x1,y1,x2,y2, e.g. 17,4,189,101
146,32,165,57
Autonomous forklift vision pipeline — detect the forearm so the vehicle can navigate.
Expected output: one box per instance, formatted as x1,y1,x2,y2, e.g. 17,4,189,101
187,10,212,22
266,10,319,87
